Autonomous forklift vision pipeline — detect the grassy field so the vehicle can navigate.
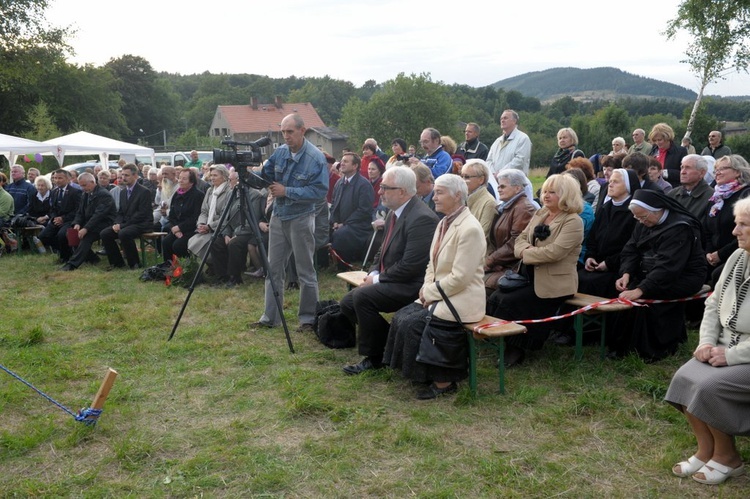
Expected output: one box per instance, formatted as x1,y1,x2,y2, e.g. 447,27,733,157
1,252,748,497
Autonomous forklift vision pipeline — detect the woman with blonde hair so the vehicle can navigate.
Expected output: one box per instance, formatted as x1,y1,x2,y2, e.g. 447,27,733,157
487,174,584,366
649,122,688,188
547,128,585,177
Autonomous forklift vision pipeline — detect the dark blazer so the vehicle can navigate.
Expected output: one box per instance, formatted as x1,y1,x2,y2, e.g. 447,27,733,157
74,185,116,233
49,185,83,223
330,173,374,236
370,196,439,286
115,182,154,231
167,186,205,234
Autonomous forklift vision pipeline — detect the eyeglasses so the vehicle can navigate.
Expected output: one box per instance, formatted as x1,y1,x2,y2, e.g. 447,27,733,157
460,174,482,179
715,166,734,173
378,184,402,191
633,212,651,222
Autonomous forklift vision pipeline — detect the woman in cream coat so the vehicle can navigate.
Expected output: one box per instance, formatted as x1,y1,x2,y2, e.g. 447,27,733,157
665,197,750,485
384,173,486,400
188,164,232,260
487,174,584,366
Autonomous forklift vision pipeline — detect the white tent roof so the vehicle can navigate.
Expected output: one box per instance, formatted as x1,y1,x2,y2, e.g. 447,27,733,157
43,131,155,167
0,133,57,166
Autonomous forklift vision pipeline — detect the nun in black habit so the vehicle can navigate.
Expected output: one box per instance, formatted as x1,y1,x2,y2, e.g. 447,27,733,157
610,189,707,361
578,168,641,298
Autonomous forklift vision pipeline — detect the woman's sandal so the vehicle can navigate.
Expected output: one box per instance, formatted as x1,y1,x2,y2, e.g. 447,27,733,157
692,459,745,485
672,455,706,477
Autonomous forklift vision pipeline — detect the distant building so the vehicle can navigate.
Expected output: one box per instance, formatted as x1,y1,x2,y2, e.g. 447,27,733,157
210,97,347,159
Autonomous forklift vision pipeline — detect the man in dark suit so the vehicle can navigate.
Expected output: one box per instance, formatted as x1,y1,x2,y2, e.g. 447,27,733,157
100,163,154,269
40,169,82,262
341,166,440,374
329,152,375,268
61,173,116,271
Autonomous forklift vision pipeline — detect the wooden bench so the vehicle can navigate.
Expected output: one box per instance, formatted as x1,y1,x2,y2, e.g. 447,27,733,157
564,285,712,361
337,271,527,396
337,270,368,290
139,232,167,268
466,317,526,396
563,293,633,361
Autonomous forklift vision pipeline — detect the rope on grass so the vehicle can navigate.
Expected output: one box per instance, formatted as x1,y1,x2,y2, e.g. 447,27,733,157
0,363,103,426
474,291,712,334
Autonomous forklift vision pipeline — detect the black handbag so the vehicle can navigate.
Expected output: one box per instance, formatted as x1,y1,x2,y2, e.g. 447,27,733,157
313,300,356,349
497,263,530,291
415,281,468,369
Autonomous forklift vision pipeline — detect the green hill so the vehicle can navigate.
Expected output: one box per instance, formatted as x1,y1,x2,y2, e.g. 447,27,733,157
493,67,698,102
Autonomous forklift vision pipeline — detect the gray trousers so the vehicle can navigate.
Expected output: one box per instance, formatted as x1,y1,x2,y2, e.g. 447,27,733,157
260,212,318,326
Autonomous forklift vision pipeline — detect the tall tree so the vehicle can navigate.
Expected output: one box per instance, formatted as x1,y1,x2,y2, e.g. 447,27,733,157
0,0,71,135
665,0,750,137
339,73,457,152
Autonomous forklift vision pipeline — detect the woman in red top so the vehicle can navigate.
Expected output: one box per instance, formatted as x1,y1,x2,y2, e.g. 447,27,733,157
648,123,688,189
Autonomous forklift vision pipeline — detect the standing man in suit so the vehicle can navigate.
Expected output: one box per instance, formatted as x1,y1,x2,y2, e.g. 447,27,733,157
341,166,440,374
40,169,82,262
100,163,153,269
329,152,375,267
60,173,116,271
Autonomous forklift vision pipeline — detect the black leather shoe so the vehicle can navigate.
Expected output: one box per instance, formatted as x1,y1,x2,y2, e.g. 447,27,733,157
60,263,76,271
416,381,457,400
502,345,526,368
342,357,383,375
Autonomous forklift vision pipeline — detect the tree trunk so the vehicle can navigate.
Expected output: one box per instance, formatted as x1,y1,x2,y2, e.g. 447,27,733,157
684,79,708,140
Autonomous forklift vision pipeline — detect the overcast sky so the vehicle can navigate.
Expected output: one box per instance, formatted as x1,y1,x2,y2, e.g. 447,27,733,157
47,0,749,97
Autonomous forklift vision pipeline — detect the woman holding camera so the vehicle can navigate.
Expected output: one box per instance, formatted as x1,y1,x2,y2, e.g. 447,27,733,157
486,174,584,366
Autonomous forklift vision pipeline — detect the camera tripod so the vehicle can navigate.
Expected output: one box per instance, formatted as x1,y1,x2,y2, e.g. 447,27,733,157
167,174,294,354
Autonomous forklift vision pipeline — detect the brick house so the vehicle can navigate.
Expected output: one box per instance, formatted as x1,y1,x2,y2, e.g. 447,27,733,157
210,97,348,158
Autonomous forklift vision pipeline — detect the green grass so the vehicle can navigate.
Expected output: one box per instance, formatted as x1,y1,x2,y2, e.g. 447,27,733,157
0,252,748,497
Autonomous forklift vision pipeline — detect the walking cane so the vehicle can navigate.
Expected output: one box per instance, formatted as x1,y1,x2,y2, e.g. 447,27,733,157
361,226,378,269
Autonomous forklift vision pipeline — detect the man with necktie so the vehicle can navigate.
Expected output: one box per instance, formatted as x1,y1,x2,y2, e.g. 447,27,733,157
40,169,82,262
100,163,153,269
341,166,439,375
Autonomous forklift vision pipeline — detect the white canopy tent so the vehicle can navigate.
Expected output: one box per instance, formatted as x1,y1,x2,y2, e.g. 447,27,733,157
43,131,155,168
0,133,58,166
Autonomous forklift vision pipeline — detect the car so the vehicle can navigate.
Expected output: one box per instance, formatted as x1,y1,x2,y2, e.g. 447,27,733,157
63,160,120,176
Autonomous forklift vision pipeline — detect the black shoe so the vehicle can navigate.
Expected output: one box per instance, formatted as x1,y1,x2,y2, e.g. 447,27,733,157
553,331,574,346
225,276,243,288
129,263,142,270
250,320,275,329
86,254,101,265
60,263,76,271
416,381,458,400
296,323,314,333
502,345,526,368
105,264,126,271
342,357,383,375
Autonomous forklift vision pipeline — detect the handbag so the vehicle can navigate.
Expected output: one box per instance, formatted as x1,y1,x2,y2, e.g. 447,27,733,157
415,281,468,369
313,300,356,349
497,263,530,291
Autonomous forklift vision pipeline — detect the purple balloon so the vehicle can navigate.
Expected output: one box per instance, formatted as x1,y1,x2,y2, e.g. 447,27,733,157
34,153,43,163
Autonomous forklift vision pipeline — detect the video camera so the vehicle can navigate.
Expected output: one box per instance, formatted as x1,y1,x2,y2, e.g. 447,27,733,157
213,137,272,189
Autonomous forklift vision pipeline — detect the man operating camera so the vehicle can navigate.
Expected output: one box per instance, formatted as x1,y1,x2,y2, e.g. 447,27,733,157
252,113,329,332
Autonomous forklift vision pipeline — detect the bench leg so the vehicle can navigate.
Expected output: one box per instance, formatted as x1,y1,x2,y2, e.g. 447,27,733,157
574,315,584,361
497,338,505,395
468,334,478,397
599,315,607,360
140,238,147,268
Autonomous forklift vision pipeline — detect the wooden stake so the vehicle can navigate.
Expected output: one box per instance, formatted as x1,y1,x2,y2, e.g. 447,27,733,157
90,368,118,411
